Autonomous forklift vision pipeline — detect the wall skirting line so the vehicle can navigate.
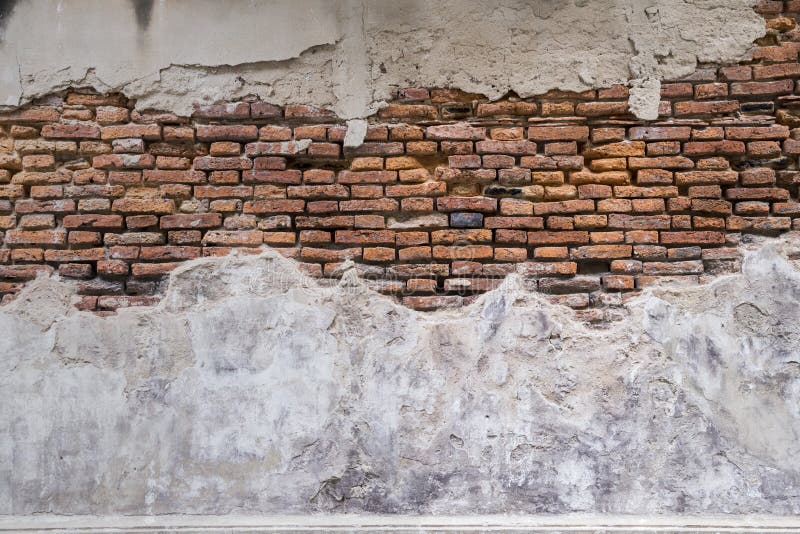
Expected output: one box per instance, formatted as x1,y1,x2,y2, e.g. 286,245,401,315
2,515,800,533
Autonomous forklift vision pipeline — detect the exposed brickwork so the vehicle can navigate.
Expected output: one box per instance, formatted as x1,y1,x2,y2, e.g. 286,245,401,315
2,3,800,315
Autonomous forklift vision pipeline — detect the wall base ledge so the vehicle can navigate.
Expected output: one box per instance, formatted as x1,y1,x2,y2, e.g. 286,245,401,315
2,515,800,533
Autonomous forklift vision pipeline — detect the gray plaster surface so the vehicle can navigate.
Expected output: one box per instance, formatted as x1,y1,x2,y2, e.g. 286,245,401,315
0,0,765,119
1,235,800,516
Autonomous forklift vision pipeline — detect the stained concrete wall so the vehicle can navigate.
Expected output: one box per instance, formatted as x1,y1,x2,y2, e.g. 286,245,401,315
2,236,800,516
0,0,764,119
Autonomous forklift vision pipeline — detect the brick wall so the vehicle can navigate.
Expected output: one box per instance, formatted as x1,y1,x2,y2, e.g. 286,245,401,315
0,1,799,316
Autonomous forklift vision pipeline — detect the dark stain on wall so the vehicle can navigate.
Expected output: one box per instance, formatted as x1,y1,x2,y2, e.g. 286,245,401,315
0,0,18,40
131,0,154,31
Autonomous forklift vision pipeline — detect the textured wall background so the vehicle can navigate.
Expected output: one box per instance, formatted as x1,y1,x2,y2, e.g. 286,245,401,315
3,0,800,528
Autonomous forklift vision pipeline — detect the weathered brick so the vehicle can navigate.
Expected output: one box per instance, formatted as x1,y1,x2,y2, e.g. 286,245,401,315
475,140,537,155
5,229,66,245
243,199,305,213
628,156,694,170
160,213,222,229
100,124,161,140
201,230,263,246
42,124,101,139
629,127,691,141
112,198,174,214
730,80,794,96
426,123,485,141
569,171,630,186
527,231,589,245
527,126,589,142
674,100,739,116
571,244,632,260
435,197,497,213
725,125,789,140
660,231,725,245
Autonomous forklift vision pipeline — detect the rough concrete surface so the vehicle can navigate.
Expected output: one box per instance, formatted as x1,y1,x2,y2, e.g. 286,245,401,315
2,234,800,516
0,0,764,119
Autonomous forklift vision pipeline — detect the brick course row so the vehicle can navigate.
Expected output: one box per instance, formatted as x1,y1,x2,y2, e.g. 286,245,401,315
1,1,800,317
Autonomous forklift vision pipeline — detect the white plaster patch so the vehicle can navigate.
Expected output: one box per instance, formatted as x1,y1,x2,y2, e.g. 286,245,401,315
0,0,765,119
1,236,800,515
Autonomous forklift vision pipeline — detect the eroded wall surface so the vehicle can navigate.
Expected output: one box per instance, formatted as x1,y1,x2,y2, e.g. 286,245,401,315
0,0,765,119
2,237,800,515
2,0,800,525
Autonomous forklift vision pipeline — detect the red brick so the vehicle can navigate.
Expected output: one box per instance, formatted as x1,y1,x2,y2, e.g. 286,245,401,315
426,123,485,140
201,230,263,246
403,295,462,310
42,124,101,139
243,199,305,214
576,101,629,116
436,197,497,213
527,126,589,142
726,187,789,201
139,246,201,260
694,83,728,100
753,63,800,80
93,154,156,169
629,126,691,141
660,231,725,245
432,245,493,260
15,199,75,213
287,185,349,199
68,230,102,245
160,213,222,230
683,140,745,156
193,156,252,171
571,244,632,260
196,125,258,142
143,170,206,184
475,140,537,155
242,170,302,184
628,156,694,170
731,79,794,96
674,171,738,186
335,230,395,245
97,259,129,276
386,182,447,197
608,214,671,230
112,198,174,214
100,124,161,140
5,229,66,245
527,231,589,245
44,248,105,262
194,185,253,199
476,101,537,117
725,125,789,140
517,262,577,276
0,107,60,123
674,101,739,116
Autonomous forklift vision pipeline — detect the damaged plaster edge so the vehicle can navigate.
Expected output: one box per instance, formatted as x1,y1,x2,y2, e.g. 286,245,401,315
627,78,661,121
344,118,368,147
0,0,769,125
4,232,800,326
2,513,800,532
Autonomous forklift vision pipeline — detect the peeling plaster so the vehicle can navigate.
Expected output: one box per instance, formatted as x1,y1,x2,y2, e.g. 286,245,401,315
0,0,765,119
2,235,800,514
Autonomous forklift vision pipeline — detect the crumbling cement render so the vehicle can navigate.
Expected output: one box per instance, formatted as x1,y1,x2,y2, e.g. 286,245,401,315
3,0,800,525
1,234,800,515
0,0,765,121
